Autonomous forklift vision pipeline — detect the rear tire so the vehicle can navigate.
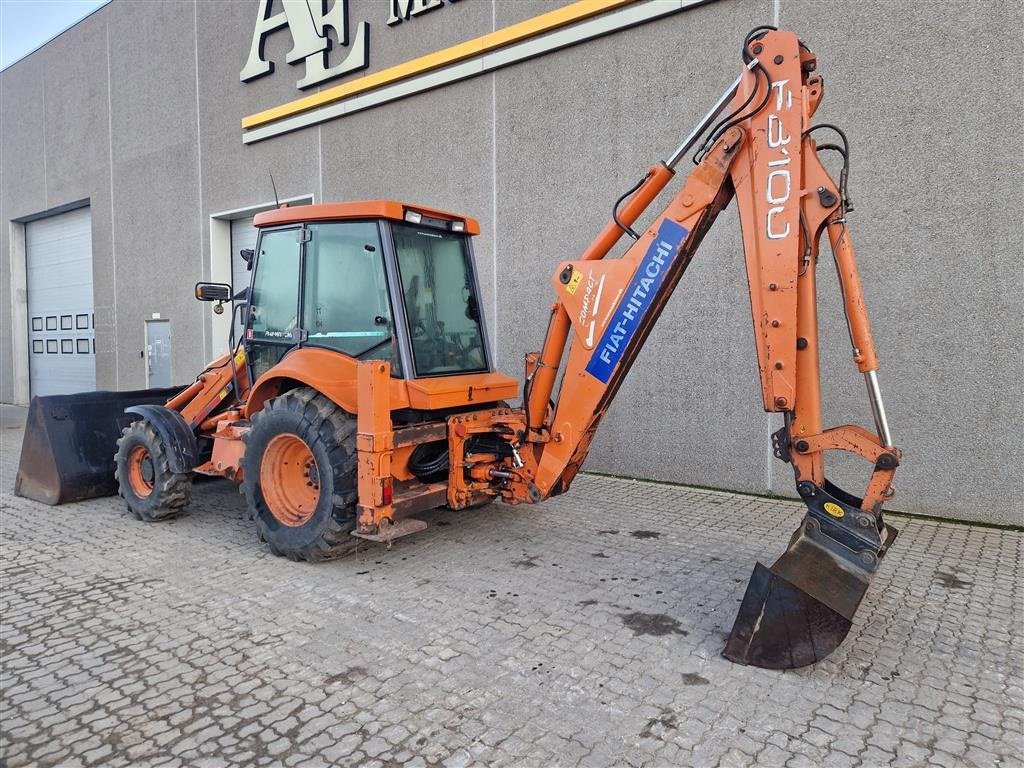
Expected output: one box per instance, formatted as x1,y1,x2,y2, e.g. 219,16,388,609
115,420,193,521
241,388,360,562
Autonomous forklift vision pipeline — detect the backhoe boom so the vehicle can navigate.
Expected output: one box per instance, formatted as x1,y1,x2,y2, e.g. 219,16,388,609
503,28,902,668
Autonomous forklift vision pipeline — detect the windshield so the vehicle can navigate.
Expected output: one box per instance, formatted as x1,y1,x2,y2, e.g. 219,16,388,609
392,223,487,376
301,221,401,374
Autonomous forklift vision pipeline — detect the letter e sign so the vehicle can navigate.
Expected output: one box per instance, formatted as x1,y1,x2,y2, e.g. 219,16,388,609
240,0,369,90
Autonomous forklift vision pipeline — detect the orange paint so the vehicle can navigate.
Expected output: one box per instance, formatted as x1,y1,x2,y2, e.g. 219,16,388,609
499,31,898,522
126,445,154,499
356,360,394,532
259,434,320,527
254,200,480,235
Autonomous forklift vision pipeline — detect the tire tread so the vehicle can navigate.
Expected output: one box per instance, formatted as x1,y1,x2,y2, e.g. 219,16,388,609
242,388,359,562
114,420,192,522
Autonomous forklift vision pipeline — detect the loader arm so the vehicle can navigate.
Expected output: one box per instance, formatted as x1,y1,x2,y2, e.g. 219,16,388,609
507,29,901,668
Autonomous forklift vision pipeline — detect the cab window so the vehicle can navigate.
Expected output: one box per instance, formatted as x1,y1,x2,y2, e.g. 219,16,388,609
393,223,486,376
301,222,401,375
245,228,301,380
248,228,300,342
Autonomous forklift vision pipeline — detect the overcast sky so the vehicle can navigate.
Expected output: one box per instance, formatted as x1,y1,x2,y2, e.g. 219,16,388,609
1,0,108,70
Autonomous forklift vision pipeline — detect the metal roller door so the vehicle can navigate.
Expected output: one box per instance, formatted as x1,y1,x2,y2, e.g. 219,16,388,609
26,207,96,397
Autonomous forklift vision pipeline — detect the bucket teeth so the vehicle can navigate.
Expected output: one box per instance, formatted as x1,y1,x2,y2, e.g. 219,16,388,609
723,483,898,670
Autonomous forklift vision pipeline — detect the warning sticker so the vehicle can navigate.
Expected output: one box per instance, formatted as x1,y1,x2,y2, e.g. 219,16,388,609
823,502,845,518
565,271,583,295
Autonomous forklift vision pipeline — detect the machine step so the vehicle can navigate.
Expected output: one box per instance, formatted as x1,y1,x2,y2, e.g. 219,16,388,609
351,518,427,543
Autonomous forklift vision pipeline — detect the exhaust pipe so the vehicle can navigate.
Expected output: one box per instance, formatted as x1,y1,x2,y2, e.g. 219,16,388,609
724,481,897,669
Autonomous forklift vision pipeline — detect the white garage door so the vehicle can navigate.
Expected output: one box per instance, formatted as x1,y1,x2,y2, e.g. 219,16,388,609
26,207,96,397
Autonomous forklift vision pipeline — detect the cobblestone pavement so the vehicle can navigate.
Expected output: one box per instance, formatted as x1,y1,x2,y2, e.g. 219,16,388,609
1,409,1022,768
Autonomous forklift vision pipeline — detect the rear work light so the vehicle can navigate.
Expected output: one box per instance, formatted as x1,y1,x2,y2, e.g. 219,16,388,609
403,208,467,233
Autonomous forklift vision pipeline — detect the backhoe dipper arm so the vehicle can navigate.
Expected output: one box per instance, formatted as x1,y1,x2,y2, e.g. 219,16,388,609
512,29,901,669
521,30,898,504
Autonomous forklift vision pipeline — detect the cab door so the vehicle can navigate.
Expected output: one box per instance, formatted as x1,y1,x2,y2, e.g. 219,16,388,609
244,226,301,381
299,221,405,376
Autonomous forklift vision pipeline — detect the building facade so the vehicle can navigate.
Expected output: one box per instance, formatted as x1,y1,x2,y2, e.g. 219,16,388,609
1,0,1021,524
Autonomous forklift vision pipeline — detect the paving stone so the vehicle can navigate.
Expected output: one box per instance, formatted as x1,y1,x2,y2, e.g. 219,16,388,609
0,427,1020,768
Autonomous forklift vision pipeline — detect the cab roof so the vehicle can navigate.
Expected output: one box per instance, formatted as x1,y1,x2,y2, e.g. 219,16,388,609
252,200,480,235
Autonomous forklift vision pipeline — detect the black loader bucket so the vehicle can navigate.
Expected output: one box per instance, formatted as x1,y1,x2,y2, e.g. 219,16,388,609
724,481,898,669
14,387,182,505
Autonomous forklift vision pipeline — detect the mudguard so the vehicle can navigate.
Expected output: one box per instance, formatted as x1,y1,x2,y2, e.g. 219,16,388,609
124,404,199,474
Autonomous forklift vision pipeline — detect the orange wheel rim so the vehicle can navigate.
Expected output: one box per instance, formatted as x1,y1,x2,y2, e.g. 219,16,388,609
260,434,320,527
127,445,155,498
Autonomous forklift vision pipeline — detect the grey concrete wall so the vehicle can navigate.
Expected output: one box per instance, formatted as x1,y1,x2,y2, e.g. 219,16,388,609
1,0,1021,524
767,1,1024,525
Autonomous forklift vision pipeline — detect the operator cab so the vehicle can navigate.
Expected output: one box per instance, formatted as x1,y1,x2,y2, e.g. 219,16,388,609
241,202,490,383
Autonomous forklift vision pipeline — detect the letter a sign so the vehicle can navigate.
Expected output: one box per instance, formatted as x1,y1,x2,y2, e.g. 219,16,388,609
240,0,369,90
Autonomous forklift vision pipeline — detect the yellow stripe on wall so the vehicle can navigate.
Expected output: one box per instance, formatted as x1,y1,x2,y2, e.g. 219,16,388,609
242,0,639,131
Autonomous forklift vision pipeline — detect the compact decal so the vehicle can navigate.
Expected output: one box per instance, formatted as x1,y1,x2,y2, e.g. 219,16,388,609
765,78,794,240
585,219,688,383
580,273,606,347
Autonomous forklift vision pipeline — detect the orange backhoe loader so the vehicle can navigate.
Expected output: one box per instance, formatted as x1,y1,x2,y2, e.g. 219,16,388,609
16,28,901,670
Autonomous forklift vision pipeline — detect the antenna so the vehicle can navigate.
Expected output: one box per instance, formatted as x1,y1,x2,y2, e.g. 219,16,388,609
269,173,280,208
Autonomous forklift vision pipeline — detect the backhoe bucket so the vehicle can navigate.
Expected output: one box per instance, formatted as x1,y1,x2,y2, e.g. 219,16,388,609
14,387,182,506
724,482,897,669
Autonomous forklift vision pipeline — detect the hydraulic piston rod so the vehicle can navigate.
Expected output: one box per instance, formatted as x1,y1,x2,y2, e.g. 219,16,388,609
665,59,758,170
865,370,894,447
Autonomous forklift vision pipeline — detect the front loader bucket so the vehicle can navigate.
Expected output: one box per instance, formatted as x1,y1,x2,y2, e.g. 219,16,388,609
724,482,898,669
14,387,182,505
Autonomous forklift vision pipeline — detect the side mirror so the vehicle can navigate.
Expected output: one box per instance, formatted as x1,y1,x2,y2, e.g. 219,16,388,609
240,249,255,271
194,282,231,302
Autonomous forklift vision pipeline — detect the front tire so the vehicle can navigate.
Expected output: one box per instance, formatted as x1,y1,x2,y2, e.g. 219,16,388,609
115,420,193,521
241,388,359,562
